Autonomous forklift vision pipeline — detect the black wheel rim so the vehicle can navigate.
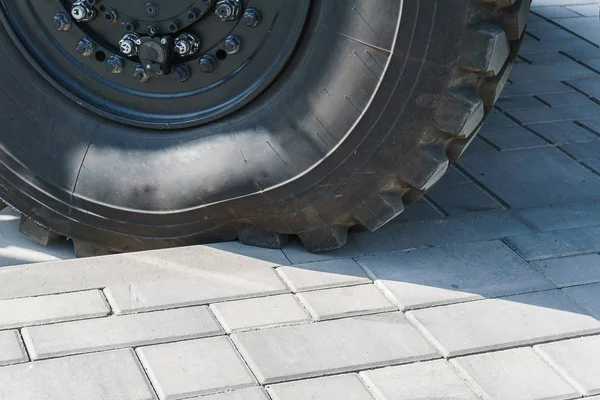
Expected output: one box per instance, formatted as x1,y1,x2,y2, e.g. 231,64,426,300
0,0,310,129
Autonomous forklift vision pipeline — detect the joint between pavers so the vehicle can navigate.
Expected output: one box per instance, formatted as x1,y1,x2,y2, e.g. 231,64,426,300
404,312,450,359
131,348,162,400
448,358,492,400
0,287,107,303
356,371,387,400
532,345,589,396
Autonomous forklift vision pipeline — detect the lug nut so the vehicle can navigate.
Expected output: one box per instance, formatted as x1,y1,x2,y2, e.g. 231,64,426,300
119,34,140,57
76,37,96,57
198,55,216,73
105,55,124,74
172,65,191,83
175,33,200,57
148,25,158,36
104,10,117,23
215,0,242,21
133,65,151,83
53,12,71,31
71,1,95,22
223,36,241,54
125,20,137,32
243,8,261,27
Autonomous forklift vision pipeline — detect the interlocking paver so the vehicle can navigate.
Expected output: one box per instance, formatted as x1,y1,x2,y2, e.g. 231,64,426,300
509,103,600,124
561,140,600,160
0,330,28,367
496,96,545,111
528,121,598,144
426,184,503,215
534,5,582,18
501,81,573,97
554,16,600,46
137,337,256,400
435,165,470,186
0,290,109,330
397,197,444,221
407,290,600,357
567,78,600,98
267,374,374,400
510,60,596,82
538,91,593,106
563,282,600,318
565,4,599,16
505,225,600,260
479,126,548,150
536,335,600,395
0,349,155,400
186,387,269,400
521,51,571,64
451,348,579,400
360,360,477,400
530,253,600,287
296,284,396,321
22,306,223,360
275,259,371,292
518,199,600,231
484,109,519,127
459,147,600,209
585,159,600,173
210,294,310,332
231,312,438,384
357,241,553,310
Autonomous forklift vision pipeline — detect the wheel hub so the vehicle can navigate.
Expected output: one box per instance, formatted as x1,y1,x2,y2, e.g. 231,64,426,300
0,0,310,128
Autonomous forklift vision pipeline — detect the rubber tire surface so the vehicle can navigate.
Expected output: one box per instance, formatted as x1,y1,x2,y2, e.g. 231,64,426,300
0,0,530,252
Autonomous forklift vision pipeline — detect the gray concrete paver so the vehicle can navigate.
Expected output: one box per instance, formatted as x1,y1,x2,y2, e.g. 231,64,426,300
185,387,270,400
563,282,600,318
275,258,371,292
0,330,28,367
530,253,600,287
267,374,375,400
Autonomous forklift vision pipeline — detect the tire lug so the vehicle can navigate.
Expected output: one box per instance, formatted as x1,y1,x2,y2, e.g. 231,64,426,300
53,12,71,31
198,55,216,73
172,65,191,83
76,37,96,57
215,0,242,21
105,55,124,74
134,65,151,83
243,8,261,27
223,36,241,55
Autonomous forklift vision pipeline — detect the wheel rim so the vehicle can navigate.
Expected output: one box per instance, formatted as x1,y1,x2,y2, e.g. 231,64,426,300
0,0,310,129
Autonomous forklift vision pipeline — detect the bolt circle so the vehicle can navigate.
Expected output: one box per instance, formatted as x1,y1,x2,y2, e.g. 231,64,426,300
198,55,216,73
223,36,241,54
53,12,71,31
243,8,261,27
105,55,124,74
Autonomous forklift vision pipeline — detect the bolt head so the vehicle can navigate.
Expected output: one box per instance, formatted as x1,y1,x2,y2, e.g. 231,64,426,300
198,55,216,73
76,38,95,57
53,12,71,31
145,2,159,17
133,65,151,83
223,36,241,54
175,40,191,56
172,65,191,83
105,56,124,74
215,0,241,21
243,8,261,27
71,5,86,21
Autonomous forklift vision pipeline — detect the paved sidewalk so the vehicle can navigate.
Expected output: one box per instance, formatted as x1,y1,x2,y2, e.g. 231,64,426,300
3,0,600,399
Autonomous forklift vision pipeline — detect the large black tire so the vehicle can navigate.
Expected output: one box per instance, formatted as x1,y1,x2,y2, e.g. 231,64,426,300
0,0,530,253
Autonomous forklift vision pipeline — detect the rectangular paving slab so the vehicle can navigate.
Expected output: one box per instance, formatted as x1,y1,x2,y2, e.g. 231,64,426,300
407,290,600,357
137,337,256,400
186,387,270,400
267,374,375,400
0,290,109,330
22,306,223,360
451,348,579,400
518,199,600,232
275,259,371,292
530,254,600,287
360,360,477,400
0,349,155,400
357,241,553,310
562,283,600,318
231,312,438,384
535,335,600,396
0,330,28,367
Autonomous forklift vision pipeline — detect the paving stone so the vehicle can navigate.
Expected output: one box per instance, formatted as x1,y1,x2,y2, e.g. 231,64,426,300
187,387,269,400
231,312,438,384
397,197,444,221
0,243,288,310
528,121,598,143
267,374,374,400
427,183,504,215
360,360,476,400
561,140,600,160
526,17,562,31
520,51,572,64
451,348,579,400
564,47,600,61
496,96,546,111
484,109,519,127
509,103,600,124
579,118,600,134
534,0,597,6
567,78,600,98
276,258,371,291
505,225,600,260
520,38,598,55
530,28,580,41
0,349,155,400
535,335,600,395
518,199,600,231
283,211,532,264
296,284,396,321
0,290,110,330
501,81,573,97
466,137,496,153
554,17,600,46
534,5,582,18
459,147,600,208
563,282,600,318
358,241,553,310
22,306,223,360
435,165,471,187
530,254,600,287
137,337,256,400
585,159,600,173
565,4,599,16
480,126,549,150
0,330,28,367
407,290,600,357
210,294,310,332
538,91,593,106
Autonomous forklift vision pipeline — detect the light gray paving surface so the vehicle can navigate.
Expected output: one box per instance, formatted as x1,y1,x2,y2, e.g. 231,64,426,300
3,1,600,399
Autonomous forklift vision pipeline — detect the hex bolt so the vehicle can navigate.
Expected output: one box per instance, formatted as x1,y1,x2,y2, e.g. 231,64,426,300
133,65,151,83
147,25,158,36
104,10,117,23
215,0,242,21
119,34,140,57
71,1,95,22
145,2,159,17
105,55,124,74
125,20,137,32
223,35,241,54
198,55,216,73
243,8,261,27
172,65,191,83
53,12,71,31
175,33,200,57
76,37,96,57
